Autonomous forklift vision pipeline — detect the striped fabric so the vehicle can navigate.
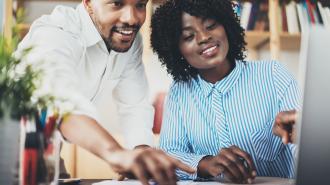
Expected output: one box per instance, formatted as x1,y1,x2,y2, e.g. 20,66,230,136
159,60,301,180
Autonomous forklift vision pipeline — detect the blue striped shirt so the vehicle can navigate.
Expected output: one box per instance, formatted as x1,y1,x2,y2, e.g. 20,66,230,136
159,60,301,180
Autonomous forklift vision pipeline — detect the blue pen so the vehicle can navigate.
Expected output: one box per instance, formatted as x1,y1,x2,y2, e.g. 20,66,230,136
40,108,47,129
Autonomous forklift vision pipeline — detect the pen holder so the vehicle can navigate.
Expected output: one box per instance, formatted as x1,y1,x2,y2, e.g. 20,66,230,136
19,114,60,185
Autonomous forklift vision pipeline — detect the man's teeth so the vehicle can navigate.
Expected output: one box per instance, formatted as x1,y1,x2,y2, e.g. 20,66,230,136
202,46,217,54
118,30,134,35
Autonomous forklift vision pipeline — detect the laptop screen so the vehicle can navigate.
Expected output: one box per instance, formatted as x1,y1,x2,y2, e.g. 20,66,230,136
295,26,330,185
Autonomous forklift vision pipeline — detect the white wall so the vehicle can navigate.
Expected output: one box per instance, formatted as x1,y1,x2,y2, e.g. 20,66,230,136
23,0,78,23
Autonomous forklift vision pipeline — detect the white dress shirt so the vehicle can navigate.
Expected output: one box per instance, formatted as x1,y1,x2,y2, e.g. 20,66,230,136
16,4,154,148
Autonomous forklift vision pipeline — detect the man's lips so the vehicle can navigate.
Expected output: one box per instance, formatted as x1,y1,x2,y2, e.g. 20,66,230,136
112,27,139,41
113,30,136,41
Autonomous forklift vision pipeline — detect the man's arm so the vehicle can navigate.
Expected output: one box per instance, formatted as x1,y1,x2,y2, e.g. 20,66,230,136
60,115,123,160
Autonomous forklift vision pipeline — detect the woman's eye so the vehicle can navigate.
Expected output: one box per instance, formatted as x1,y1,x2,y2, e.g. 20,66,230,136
183,35,194,41
206,23,217,30
136,3,147,9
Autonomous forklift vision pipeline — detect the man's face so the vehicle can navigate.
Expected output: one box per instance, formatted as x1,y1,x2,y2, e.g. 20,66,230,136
85,0,148,52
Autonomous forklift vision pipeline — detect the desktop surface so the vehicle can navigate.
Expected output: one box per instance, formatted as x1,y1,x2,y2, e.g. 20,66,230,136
86,177,294,185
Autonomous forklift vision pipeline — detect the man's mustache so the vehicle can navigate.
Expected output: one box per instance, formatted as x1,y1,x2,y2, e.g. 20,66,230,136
112,24,140,32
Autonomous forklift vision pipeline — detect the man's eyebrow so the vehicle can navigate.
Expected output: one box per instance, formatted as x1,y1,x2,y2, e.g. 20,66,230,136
182,26,192,31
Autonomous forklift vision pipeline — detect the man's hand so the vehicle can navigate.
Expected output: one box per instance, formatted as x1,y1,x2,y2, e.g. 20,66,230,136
106,147,195,185
197,145,257,184
273,110,298,144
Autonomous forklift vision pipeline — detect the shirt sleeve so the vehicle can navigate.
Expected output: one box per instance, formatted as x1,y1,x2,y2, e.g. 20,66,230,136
112,34,154,149
15,25,100,124
272,61,302,111
159,83,207,180
272,61,302,156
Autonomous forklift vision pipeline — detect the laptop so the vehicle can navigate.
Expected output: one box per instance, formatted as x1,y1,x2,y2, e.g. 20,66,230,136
295,26,330,185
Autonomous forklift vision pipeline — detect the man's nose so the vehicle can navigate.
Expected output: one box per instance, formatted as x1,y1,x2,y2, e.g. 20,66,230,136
120,6,139,26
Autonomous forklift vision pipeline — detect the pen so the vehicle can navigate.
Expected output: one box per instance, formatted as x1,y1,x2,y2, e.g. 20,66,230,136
23,132,38,185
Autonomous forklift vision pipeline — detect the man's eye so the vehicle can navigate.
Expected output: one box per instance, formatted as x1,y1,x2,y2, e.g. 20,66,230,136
111,1,123,7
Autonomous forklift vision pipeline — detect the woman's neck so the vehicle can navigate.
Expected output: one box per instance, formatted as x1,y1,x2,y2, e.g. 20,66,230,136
199,60,235,84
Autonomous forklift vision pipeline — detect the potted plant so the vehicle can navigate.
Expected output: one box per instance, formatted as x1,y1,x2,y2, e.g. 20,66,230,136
0,14,67,185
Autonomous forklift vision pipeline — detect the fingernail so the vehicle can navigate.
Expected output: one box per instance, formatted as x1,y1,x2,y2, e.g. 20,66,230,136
252,170,257,177
247,178,253,184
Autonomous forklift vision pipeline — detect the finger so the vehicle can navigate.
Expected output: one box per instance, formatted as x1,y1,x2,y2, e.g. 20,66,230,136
221,166,241,183
230,146,257,177
224,148,251,181
217,154,243,182
131,162,149,185
276,125,291,144
152,152,177,185
117,175,125,181
143,154,174,185
276,111,297,129
168,155,195,174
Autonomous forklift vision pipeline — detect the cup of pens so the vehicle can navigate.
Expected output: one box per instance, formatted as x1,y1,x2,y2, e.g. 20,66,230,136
19,109,61,185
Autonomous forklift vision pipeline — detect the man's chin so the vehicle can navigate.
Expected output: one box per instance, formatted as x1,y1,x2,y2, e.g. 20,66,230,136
110,40,135,52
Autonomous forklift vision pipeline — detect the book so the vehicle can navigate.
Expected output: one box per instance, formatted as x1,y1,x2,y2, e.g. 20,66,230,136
254,1,269,31
247,2,259,30
240,1,252,30
286,1,300,34
281,3,288,32
296,2,309,32
317,1,329,27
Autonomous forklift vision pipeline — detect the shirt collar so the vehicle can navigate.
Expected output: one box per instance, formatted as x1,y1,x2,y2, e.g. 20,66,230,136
77,3,103,47
196,61,244,97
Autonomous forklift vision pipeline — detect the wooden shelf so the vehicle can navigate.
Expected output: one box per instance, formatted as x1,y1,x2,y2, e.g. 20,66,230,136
245,31,270,49
280,32,301,50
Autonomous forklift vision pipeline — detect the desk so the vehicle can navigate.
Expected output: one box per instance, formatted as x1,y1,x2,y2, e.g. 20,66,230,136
77,177,295,185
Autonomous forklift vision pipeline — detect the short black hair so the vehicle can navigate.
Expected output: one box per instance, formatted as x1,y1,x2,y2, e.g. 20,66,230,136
151,0,246,82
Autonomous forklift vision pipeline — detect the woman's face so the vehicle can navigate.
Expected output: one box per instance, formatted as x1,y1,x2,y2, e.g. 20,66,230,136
179,12,229,71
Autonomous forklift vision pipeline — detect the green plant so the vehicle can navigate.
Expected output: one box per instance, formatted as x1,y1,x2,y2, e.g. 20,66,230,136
0,10,54,120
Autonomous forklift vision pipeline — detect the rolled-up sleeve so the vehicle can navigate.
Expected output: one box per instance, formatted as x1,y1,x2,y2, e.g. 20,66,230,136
112,34,154,149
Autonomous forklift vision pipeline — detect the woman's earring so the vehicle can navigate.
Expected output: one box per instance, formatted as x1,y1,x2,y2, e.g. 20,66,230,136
180,56,185,61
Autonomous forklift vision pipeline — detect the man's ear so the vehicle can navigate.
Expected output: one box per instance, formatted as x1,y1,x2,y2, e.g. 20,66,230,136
82,0,93,14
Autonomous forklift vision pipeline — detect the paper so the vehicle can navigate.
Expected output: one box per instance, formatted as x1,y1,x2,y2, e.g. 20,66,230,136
92,177,294,185
92,180,222,185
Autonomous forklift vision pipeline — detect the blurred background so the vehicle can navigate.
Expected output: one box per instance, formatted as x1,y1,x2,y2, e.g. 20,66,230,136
1,0,329,180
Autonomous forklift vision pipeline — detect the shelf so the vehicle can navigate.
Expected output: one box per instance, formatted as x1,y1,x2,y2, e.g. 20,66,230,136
245,31,270,49
279,32,301,50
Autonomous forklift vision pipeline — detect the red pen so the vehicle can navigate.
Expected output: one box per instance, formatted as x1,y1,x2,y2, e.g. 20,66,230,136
23,133,38,185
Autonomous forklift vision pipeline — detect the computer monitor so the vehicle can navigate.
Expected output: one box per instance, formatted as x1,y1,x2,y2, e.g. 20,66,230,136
295,26,330,185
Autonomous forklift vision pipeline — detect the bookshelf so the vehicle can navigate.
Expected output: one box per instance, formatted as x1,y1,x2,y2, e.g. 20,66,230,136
152,0,330,60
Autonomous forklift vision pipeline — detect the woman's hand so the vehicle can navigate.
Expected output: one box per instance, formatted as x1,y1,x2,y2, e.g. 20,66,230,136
197,145,257,184
106,147,195,185
273,110,298,144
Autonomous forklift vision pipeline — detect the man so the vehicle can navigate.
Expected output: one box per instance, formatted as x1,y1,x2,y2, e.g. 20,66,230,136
16,0,194,184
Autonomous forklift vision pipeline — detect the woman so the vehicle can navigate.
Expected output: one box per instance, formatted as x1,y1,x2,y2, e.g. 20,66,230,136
151,0,301,183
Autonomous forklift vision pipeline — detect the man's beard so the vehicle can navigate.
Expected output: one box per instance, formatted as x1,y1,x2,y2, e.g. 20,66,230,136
105,24,141,53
